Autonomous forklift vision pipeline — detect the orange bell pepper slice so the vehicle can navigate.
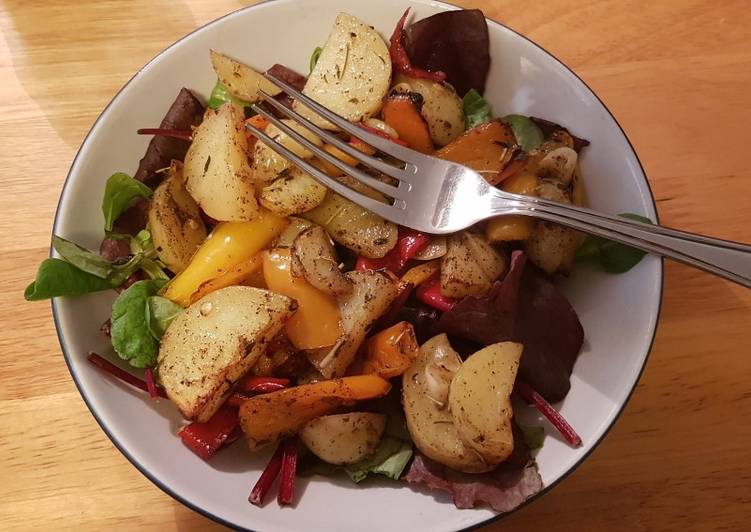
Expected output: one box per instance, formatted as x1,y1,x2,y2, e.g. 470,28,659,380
262,248,342,350
239,375,391,451
361,321,419,379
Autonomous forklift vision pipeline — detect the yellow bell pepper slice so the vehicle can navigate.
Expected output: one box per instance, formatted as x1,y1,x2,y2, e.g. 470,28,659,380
262,248,342,350
485,171,539,243
164,210,288,306
188,253,264,305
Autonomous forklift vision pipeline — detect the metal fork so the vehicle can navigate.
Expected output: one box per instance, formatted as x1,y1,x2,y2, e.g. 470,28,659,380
245,73,751,288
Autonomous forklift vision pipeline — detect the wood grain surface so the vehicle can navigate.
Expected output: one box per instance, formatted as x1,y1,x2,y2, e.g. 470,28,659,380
1,1,749,530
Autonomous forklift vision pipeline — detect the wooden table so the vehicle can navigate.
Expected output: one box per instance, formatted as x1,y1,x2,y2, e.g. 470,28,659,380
1,1,749,530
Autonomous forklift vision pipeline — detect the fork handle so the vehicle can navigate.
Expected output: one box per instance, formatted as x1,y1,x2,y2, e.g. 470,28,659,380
488,190,751,287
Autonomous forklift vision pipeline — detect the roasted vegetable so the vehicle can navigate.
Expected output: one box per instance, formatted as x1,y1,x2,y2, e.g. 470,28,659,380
239,375,391,451
404,9,490,97
251,119,323,183
307,271,398,378
302,192,398,259
292,225,352,296
524,180,576,274
263,248,342,350
157,286,296,422
188,253,264,304
148,161,207,274
441,232,506,298
435,120,517,185
449,342,521,464
293,13,392,129
392,74,464,147
184,103,258,222
361,321,419,379
300,412,386,465
209,50,281,103
402,334,490,473
260,167,327,216
485,171,539,243
164,211,288,306
381,91,434,153
135,88,204,184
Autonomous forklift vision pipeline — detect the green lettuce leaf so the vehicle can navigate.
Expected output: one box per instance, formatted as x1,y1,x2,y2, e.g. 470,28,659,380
110,279,167,368
52,235,114,278
503,114,544,152
463,89,493,129
343,437,413,483
102,173,152,232
576,213,653,273
309,46,323,74
146,296,183,339
519,424,545,450
24,258,113,301
207,80,251,109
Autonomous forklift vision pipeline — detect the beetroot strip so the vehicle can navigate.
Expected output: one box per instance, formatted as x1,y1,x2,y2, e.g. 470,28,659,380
249,444,285,506
144,368,159,399
87,352,167,398
137,128,192,141
515,380,582,447
277,438,299,506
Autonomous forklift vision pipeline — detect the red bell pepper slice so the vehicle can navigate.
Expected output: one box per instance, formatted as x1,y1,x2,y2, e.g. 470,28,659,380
236,375,290,394
355,228,431,274
415,274,456,312
389,9,447,83
398,229,431,261
178,405,242,460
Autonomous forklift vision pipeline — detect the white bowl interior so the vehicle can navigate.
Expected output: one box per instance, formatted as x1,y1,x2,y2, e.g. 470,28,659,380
52,1,661,530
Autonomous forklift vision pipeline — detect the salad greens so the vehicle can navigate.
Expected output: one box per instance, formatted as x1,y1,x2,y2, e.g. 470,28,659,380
344,437,413,483
462,89,493,129
519,425,545,450
207,80,251,109
309,46,323,74
24,258,113,301
102,173,152,232
576,213,652,273
146,296,183,340
111,279,168,368
503,114,544,152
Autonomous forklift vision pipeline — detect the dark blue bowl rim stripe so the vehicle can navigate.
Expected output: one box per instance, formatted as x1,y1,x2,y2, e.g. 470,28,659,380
50,1,664,531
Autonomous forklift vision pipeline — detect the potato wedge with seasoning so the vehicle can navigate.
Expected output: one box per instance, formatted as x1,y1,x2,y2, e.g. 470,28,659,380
209,50,281,103
157,286,296,422
300,412,386,465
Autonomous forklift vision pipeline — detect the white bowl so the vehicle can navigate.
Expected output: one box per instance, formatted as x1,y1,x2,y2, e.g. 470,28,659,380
51,0,662,530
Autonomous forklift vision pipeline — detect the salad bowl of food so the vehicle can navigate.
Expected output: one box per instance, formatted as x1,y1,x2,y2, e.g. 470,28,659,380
30,0,662,530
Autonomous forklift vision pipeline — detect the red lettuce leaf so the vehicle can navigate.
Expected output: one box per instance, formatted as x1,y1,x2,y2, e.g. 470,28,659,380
134,88,204,185
436,251,583,402
404,9,490,97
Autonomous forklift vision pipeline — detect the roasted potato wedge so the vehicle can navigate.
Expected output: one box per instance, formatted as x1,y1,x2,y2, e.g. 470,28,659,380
148,161,207,273
292,225,352,296
393,74,465,147
209,50,281,103
302,192,398,258
239,375,391,451
300,412,386,465
402,334,491,473
449,342,521,464
293,12,392,129
307,271,398,378
184,103,258,222
274,216,313,248
441,232,506,298
260,167,327,216
251,119,324,183
525,179,577,274
157,286,295,422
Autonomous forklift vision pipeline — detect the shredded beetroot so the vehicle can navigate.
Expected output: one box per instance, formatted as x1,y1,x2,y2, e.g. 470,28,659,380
278,438,299,506
416,274,456,312
389,9,447,83
137,128,192,141
515,380,582,447
249,444,285,506
87,352,167,398
144,368,159,399
179,405,241,460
